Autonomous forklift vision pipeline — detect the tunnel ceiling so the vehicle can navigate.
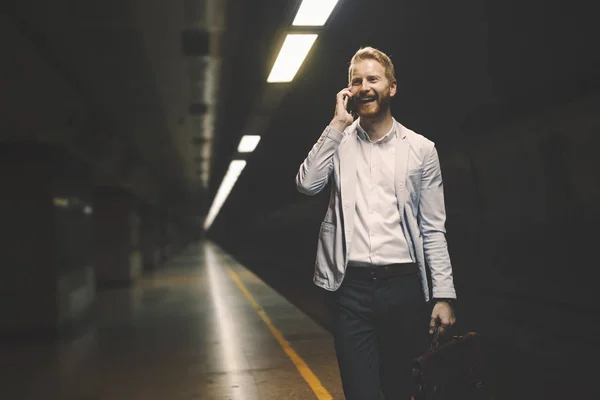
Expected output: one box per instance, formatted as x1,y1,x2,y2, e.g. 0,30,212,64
1,0,597,223
1,0,308,218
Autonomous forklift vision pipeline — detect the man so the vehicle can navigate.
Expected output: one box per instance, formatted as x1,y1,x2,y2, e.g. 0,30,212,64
295,47,457,399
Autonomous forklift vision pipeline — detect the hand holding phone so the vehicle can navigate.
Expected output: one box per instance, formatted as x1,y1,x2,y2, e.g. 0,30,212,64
330,87,355,131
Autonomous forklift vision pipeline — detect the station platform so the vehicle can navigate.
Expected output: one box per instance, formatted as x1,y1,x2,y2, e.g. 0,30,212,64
0,242,344,399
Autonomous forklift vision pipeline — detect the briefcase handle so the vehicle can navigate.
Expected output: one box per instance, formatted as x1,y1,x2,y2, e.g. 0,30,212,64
430,326,441,351
430,324,456,351
430,325,472,352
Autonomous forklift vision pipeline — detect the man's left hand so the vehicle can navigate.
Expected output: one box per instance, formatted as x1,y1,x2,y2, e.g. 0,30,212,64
429,301,456,335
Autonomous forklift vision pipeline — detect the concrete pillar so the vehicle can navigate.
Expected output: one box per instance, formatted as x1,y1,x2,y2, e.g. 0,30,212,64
164,211,175,261
93,187,142,287
139,202,161,272
0,143,95,338
156,210,169,264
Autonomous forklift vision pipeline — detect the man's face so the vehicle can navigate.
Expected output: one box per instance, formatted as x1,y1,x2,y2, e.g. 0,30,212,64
349,59,396,119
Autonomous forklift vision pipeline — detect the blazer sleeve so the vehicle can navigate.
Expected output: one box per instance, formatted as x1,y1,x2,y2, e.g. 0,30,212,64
418,145,457,299
296,126,344,196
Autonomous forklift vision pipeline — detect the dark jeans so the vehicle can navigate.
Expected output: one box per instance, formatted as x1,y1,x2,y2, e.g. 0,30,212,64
326,270,431,400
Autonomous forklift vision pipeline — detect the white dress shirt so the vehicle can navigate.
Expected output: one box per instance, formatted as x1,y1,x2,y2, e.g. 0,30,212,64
347,122,414,266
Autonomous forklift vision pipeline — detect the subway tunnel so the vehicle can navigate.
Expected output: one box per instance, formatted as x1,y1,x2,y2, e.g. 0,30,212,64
1,0,599,399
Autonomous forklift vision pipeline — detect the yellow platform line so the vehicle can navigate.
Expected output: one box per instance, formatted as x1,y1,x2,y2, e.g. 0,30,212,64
225,265,334,400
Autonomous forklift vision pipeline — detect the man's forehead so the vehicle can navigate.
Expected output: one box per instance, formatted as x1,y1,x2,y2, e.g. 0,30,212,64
351,60,385,77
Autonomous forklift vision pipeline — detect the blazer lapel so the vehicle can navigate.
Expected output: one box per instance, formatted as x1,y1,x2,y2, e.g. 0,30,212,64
339,126,358,243
395,123,410,215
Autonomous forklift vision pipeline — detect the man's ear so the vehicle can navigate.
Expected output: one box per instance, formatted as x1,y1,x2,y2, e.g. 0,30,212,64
389,81,397,97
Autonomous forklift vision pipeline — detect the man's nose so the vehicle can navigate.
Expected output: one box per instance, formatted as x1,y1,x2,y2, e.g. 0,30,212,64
360,83,371,94
360,80,371,92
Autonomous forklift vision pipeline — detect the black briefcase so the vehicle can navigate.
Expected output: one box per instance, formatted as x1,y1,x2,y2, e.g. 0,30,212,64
412,328,487,400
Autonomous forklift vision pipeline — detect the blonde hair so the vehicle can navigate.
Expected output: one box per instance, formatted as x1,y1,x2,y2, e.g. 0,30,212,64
348,47,396,85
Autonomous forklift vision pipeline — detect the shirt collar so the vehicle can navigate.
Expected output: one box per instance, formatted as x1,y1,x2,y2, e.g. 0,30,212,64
356,119,397,144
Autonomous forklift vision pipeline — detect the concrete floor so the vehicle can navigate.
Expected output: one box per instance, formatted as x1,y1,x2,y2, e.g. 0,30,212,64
4,240,594,399
0,242,344,399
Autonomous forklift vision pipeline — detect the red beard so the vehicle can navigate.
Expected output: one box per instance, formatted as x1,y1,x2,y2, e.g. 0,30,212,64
356,89,391,119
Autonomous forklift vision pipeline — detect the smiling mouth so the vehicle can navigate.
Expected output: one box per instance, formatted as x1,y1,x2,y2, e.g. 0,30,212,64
358,97,376,104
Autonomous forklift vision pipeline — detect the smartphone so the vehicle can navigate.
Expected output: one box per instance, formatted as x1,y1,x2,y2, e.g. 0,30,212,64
345,95,356,117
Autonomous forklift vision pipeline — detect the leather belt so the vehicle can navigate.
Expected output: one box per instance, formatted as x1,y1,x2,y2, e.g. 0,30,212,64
345,263,418,280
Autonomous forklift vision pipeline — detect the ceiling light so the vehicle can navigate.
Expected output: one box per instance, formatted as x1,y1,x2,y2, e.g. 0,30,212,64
267,34,318,83
292,0,340,26
203,160,247,230
237,135,261,153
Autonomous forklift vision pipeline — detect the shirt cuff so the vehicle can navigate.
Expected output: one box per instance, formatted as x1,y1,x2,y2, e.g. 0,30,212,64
431,289,457,299
326,126,344,143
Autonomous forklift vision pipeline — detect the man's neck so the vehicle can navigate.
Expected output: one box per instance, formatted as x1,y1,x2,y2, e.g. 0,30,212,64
359,112,394,141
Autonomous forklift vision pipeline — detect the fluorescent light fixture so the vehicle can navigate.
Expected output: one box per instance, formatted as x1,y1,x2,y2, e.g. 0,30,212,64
237,135,261,153
293,0,340,26
203,160,247,230
53,197,69,208
267,34,318,83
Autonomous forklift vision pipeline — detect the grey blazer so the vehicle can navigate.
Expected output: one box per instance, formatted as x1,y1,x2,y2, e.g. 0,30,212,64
296,118,457,302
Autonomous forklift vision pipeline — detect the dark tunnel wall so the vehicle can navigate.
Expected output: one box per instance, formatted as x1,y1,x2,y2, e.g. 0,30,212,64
0,6,205,338
0,144,95,333
209,1,600,397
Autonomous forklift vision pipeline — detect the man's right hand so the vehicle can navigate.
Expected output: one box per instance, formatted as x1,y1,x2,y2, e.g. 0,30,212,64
329,87,355,132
